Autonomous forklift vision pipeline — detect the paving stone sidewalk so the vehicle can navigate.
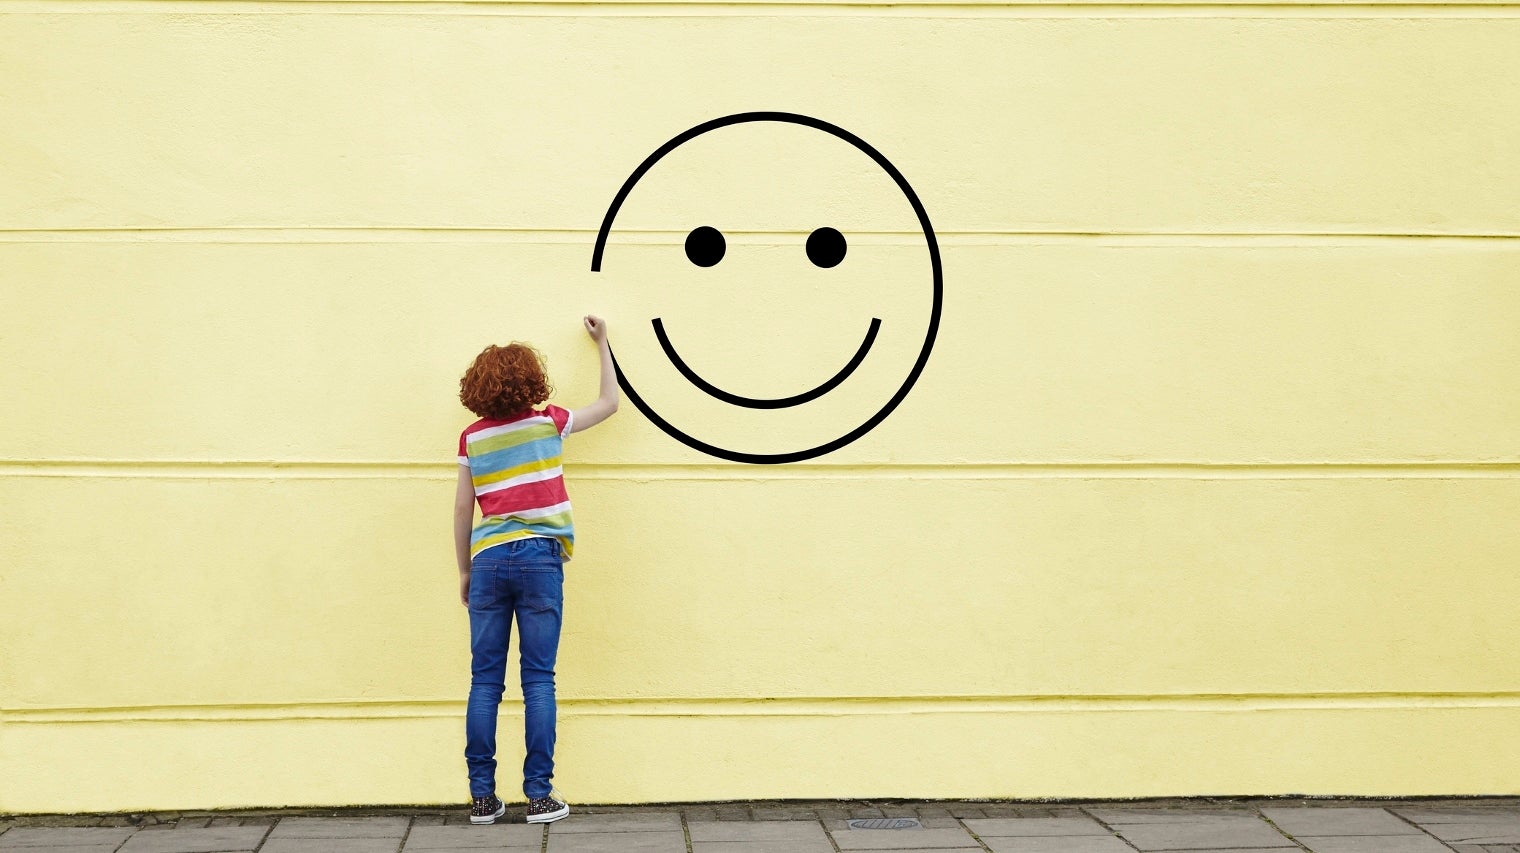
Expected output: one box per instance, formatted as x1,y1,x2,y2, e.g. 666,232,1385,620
4,798,1520,853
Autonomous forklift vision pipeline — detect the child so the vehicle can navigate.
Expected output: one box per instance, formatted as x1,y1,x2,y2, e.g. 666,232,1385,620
454,315,618,825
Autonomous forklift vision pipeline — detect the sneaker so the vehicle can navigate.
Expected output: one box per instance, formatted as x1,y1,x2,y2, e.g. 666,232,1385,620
526,794,569,823
470,793,506,824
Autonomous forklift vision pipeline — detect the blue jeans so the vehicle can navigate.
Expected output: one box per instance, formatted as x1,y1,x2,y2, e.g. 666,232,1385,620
465,536,564,799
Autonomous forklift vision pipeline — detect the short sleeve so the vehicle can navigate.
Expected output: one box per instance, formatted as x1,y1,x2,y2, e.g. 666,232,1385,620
544,405,573,439
457,430,469,466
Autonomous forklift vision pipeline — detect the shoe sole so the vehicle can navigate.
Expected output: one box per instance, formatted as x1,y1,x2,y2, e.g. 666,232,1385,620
470,802,506,824
527,805,570,824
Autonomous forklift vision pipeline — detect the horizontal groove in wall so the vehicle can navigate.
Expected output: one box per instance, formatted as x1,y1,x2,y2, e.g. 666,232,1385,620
2,229,1520,245
5,1,1520,16
3,460,1520,480
9,692,1520,724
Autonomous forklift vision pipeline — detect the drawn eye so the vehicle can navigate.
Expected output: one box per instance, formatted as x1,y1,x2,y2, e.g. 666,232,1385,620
806,227,847,268
684,226,726,267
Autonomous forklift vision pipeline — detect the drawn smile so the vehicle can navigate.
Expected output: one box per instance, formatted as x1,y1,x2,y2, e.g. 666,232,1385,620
651,317,882,410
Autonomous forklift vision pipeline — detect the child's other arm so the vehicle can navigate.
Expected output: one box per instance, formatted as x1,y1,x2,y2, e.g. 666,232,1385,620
454,465,475,604
568,314,619,434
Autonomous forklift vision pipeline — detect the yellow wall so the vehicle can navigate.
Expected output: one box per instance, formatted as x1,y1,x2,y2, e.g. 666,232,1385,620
3,0,1520,813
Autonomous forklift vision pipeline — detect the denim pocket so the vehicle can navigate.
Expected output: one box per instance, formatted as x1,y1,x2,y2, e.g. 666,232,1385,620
466,568,492,607
520,567,563,612
524,596,561,614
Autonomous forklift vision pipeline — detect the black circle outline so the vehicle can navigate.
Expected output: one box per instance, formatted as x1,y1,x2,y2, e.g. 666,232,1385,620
591,111,942,464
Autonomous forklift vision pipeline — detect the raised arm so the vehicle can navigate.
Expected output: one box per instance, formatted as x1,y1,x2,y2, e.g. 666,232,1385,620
568,315,619,434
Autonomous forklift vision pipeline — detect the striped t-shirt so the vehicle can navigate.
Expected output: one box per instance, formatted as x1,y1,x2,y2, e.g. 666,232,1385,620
458,405,575,561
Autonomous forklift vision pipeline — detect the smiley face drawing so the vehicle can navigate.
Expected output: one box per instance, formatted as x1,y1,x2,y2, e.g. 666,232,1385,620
591,112,942,464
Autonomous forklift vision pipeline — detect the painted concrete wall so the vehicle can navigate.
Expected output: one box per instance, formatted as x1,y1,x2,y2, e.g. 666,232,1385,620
3,0,1520,813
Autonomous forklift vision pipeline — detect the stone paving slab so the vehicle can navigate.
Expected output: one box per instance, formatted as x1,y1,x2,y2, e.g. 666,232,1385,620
260,840,401,853
965,817,1112,836
845,850,983,853
442,815,493,826
1423,826,1520,845
1397,809,1520,824
691,839,834,853
118,827,271,853
1261,807,1422,836
270,817,410,838
1296,837,1456,853
549,812,682,833
824,819,963,832
1086,808,1261,825
545,829,688,852
0,846,127,853
832,828,983,850
402,824,544,849
410,850,546,853
1034,810,1096,819
1144,850,1302,853
0,848,124,853
982,837,1133,853
690,821,832,839
1109,817,1297,851
751,809,821,820
687,821,829,843
0,827,137,847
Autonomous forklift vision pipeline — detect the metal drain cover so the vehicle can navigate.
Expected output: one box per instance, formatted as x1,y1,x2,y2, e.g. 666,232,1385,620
847,818,922,830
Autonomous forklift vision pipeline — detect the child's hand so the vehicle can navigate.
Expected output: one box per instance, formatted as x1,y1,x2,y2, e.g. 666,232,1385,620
459,573,470,607
583,315,608,343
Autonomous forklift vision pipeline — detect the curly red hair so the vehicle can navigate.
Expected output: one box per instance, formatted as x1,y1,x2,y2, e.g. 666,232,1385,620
459,343,554,419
